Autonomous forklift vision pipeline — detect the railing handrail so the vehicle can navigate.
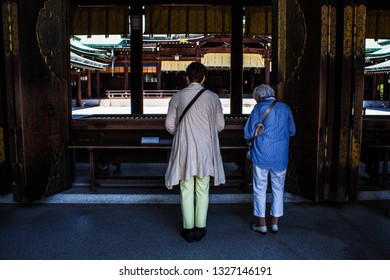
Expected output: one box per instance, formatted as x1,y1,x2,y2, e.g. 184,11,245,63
105,89,178,93
105,89,178,98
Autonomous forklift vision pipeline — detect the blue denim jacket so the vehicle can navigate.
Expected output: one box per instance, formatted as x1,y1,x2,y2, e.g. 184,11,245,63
244,97,296,170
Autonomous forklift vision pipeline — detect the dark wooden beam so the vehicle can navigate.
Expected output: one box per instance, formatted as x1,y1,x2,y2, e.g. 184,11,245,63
72,0,272,7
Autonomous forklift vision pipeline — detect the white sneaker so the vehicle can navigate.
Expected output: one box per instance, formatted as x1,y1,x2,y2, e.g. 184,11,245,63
270,224,278,232
251,224,267,234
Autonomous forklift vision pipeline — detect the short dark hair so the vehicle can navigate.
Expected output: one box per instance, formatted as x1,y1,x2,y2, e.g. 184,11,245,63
186,62,207,83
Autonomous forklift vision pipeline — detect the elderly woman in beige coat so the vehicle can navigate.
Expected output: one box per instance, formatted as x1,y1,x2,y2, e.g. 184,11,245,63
165,62,225,242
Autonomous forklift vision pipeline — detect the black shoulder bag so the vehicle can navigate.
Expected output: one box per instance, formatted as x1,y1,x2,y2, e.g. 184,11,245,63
178,88,207,123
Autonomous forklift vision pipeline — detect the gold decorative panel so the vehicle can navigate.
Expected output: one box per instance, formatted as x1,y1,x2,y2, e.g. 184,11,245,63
355,5,366,56
339,127,349,167
344,6,353,56
321,5,328,55
2,1,19,54
329,7,336,56
351,130,360,168
321,5,337,56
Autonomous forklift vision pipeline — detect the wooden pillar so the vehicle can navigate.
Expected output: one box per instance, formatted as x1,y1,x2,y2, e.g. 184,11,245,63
5,0,71,201
264,47,271,85
76,72,82,107
332,0,366,202
348,0,366,201
130,5,144,114
230,3,243,114
250,68,255,90
156,61,162,90
195,42,201,62
95,70,100,97
335,2,354,201
87,70,91,98
156,45,162,90
321,1,337,201
386,74,390,102
124,59,129,91
0,13,11,194
275,0,327,201
272,0,287,100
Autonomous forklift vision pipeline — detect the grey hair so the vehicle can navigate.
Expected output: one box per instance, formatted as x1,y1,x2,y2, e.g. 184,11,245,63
252,84,275,101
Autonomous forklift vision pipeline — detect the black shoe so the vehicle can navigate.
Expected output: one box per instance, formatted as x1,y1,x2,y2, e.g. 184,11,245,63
194,227,207,241
181,228,195,243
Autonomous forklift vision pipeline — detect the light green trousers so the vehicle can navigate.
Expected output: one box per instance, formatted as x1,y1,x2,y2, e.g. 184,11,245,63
180,176,210,229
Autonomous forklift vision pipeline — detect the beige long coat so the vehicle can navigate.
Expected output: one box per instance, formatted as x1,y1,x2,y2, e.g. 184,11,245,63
165,82,226,189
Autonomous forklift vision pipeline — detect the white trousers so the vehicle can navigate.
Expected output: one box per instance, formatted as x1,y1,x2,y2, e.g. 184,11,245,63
252,165,287,218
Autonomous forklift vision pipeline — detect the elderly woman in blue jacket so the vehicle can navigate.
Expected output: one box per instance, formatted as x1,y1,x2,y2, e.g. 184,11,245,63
244,84,296,234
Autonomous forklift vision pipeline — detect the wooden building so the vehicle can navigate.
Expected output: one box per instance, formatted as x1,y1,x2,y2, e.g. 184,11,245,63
70,34,270,100
1,0,390,203
364,39,390,103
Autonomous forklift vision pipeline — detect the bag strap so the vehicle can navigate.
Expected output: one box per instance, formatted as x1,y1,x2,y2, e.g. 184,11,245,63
261,100,277,122
179,88,207,123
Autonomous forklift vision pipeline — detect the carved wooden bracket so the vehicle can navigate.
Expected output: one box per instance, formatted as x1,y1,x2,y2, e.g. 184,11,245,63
36,0,65,80
286,0,306,79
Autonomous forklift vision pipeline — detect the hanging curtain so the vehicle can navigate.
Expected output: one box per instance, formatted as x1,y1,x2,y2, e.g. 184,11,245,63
366,10,390,39
145,5,272,36
72,6,129,35
201,53,265,68
144,5,231,35
161,60,194,71
245,6,272,36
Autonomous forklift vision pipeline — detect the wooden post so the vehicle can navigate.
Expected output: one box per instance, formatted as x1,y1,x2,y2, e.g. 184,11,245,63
87,70,91,98
95,70,100,97
124,59,129,91
130,5,144,114
348,1,366,202
230,3,243,114
156,60,162,90
264,47,271,85
76,72,82,107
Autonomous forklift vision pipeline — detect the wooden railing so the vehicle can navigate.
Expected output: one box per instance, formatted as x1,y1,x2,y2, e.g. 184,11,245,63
105,89,178,99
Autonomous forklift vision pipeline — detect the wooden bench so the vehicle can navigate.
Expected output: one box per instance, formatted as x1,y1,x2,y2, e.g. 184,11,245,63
69,143,249,192
70,114,250,192
361,116,390,187
69,143,171,192
366,145,390,187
